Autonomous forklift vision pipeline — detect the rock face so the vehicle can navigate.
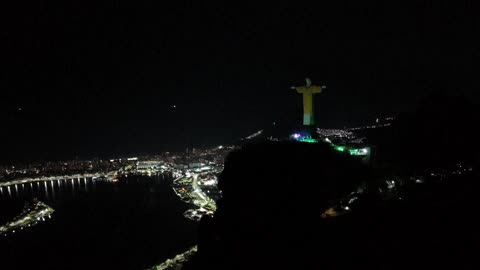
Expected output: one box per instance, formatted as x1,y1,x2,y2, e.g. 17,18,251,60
184,141,370,269
184,139,480,269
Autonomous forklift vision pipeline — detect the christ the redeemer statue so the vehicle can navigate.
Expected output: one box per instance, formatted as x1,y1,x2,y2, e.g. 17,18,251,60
292,78,325,126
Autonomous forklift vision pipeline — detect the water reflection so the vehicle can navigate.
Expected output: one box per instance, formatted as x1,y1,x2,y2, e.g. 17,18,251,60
0,174,196,270
0,177,102,202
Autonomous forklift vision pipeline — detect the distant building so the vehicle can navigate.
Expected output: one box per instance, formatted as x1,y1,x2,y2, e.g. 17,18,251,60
137,161,163,170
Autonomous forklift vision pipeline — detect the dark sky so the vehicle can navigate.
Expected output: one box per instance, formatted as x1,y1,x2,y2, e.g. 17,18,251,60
1,2,480,162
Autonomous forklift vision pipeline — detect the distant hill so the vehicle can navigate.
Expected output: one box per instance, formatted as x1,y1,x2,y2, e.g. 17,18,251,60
363,92,480,172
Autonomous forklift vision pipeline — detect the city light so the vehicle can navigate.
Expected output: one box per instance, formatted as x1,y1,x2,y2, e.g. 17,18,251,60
348,148,369,156
1,201,54,236
290,132,318,143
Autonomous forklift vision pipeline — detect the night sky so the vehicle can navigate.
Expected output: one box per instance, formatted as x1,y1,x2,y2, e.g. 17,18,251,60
1,2,479,162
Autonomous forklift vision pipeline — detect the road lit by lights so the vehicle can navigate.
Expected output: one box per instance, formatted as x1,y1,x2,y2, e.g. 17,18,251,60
0,201,54,237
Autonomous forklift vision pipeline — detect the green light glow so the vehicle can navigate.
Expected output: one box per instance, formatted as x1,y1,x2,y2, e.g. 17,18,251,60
299,138,318,143
296,137,369,156
333,145,369,156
